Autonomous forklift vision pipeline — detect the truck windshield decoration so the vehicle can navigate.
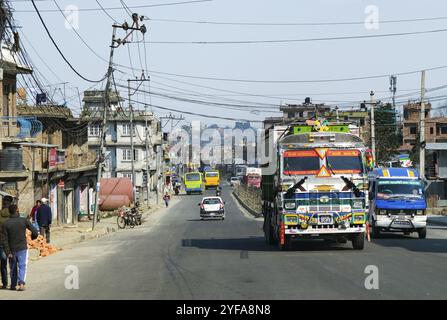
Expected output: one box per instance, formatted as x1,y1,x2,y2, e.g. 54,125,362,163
283,150,320,175
186,173,201,181
326,150,363,174
377,180,424,200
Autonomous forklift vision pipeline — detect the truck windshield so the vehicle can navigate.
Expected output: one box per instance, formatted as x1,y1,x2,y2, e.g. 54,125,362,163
186,173,201,181
283,150,320,175
377,180,424,200
326,150,363,174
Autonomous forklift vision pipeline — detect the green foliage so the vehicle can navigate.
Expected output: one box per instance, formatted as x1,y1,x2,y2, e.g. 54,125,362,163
375,103,400,164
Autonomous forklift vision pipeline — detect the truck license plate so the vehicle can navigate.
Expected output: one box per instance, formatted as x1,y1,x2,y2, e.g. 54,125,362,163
319,215,333,225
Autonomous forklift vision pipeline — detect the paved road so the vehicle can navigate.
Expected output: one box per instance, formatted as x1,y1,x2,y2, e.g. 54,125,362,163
1,185,447,300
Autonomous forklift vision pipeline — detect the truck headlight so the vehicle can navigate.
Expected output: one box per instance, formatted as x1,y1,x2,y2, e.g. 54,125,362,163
352,200,363,209
353,214,365,224
284,215,299,225
284,202,296,210
416,210,425,215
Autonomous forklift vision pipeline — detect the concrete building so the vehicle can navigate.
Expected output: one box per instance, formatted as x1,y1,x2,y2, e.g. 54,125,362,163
84,90,162,202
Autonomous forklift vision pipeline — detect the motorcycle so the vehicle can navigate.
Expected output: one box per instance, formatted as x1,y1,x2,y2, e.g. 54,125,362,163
117,204,142,229
215,187,222,196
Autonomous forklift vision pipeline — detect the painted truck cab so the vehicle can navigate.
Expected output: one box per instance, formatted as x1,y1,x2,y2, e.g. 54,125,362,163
368,168,427,239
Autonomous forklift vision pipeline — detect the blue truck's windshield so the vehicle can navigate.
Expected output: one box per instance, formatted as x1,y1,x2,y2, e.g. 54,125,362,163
377,180,424,200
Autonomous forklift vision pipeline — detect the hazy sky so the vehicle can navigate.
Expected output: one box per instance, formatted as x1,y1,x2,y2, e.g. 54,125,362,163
8,0,447,126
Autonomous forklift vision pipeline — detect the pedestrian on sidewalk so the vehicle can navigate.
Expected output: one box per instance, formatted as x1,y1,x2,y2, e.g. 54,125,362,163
28,200,41,231
36,198,52,243
0,196,13,290
163,192,171,208
2,204,38,291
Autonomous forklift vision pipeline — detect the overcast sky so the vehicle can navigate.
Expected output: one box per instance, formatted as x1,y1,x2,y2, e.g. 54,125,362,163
9,0,447,127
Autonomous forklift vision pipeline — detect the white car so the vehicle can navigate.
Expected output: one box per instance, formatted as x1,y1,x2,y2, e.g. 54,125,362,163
230,177,241,187
199,197,225,220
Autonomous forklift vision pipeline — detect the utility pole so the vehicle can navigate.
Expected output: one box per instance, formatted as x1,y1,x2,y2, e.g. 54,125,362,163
127,76,150,204
389,75,397,109
370,91,376,166
92,16,147,230
144,104,152,206
419,70,426,179
159,114,185,197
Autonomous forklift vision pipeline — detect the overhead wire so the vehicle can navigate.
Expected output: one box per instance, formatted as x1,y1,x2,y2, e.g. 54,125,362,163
30,0,107,83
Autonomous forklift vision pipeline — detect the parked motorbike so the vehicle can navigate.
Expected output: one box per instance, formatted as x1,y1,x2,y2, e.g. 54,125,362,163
117,205,141,229
174,186,180,195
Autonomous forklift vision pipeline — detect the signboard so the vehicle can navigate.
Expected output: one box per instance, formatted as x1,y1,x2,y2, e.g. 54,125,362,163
49,148,57,168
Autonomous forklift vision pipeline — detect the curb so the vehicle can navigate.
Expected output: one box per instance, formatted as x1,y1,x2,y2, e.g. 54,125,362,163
232,190,263,218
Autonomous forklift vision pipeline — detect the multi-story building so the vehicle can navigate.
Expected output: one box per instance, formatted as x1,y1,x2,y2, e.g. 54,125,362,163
84,90,162,202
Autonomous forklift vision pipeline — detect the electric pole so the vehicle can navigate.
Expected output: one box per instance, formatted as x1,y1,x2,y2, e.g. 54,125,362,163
92,16,147,230
127,76,150,204
419,70,426,179
370,91,376,166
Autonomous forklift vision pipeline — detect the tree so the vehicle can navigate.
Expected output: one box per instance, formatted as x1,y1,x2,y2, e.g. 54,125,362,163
375,103,400,164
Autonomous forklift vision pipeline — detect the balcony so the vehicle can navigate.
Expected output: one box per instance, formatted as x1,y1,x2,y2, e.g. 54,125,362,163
0,117,42,141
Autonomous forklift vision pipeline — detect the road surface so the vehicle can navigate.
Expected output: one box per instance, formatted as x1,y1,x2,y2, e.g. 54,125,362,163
1,185,446,300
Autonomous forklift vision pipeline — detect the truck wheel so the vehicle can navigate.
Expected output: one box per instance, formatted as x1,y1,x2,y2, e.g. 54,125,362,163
371,223,381,239
418,227,427,239
264,214,275,245
352,232,365,250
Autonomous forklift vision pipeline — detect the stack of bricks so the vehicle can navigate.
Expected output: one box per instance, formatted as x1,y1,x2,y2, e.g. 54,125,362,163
26,230,59,257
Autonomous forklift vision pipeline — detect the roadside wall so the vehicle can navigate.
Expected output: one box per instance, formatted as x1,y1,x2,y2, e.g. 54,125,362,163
233,184,262,217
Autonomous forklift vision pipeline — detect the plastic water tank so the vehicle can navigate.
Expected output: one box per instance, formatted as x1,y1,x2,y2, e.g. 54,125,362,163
0,146,23,171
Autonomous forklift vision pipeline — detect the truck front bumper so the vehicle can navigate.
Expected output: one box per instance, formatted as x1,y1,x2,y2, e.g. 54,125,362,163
285,225,365,235
375,215,427,230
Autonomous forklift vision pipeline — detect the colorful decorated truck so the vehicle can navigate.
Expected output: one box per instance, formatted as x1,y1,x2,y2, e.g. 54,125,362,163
262,120,369,250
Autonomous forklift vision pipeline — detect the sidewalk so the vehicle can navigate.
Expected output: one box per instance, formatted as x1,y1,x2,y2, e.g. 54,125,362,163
428,215,447,227
29,201,169,261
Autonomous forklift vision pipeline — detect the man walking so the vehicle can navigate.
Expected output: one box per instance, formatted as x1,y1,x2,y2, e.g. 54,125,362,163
36,198,52,243
2,205,38,291
0,195,13,289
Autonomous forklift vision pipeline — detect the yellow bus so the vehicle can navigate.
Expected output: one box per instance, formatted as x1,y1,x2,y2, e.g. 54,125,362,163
184,172,204,195
204,170,220,189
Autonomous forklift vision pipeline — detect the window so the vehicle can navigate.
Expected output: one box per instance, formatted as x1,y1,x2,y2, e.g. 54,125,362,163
122,173,132,180
410,126,417,135
441,126,447,135
134,149,139,161
299,112,304,118
89,124,100,136
287,112,295,119
186,173,201,181
360,119,365,126
326,150,363,174
283,150,320,175
122,123,135,136
430,127,434,135
122,149,132,161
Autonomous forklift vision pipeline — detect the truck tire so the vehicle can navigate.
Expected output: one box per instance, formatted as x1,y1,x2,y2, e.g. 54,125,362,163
352,232,365,250
371,222,381,239
418,227,427,239
264,213,275,245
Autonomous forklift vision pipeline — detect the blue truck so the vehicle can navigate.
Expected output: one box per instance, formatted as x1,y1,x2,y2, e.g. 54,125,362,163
368,168,427,239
